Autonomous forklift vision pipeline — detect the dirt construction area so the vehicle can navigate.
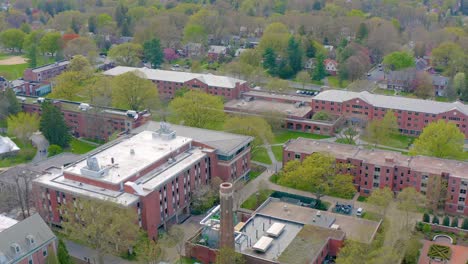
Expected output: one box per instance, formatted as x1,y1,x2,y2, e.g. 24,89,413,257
0,56,27,65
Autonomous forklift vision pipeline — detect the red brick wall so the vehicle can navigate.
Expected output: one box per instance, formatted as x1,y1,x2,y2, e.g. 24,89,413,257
185,244,217,264
17,241,57,264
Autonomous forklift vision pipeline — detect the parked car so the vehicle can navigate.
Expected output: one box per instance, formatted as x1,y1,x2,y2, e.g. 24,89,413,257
356,207,363,217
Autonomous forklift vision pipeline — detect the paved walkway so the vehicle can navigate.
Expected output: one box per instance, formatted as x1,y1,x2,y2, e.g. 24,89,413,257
30,132,49,163
64,240,132,264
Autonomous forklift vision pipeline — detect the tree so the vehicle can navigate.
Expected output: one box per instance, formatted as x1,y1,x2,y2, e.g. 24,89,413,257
7,112,39,143
162,226,184,263
413,71,434,99
367,187,393,216
462,218,468,230
61,198,139,264
331,174,356,199
108,43,143,67
215,247,245,264
422,223,432,237
258,22,289,55
0,29,25,52
191,185,217,214
312,52,326,81
426,176,448,212
336,240,368,264
364,110,398,146
135,235,164,264
287,36,302,74
63,37,98,63
111,71,159,111
88,15,97,33
453,72,467,101
39,32,62,56
431,42,465,76
265,78,289,92
356,22,368,41
143,38,164,68
423,213,430,223
168,90,225,129
27,43,37,68
39,101,71,148
443,216,450,226
312,111,331,121
409,120,464,159
224,116,274,150
50,71,87,101
451,217,459,228
306,41,316,58
397,187,425,228
0,88,21,117
296,71,310,89
432,215,440,224
45,251,59,264
183,24,207,44
57,239,72,264
278,152,351,201
383,51,415,71
262,47,277,75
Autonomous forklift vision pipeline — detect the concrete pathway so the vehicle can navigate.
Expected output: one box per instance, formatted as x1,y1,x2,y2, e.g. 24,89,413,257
64,240,132,264
30,132,49,163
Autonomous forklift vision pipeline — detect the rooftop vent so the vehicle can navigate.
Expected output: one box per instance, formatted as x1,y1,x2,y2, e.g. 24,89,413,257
80,157,109,178
37,97,45,103
130,149,135,155
79,103,90,111
154,122,176,140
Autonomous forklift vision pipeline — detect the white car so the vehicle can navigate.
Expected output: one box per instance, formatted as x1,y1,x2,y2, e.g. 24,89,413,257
356,207,363,217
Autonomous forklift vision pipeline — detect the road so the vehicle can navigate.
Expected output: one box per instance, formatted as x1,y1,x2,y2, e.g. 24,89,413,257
30,132,49,163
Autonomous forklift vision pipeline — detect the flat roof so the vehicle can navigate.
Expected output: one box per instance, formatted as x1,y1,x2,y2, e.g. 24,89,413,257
285,138,468,179
31,60,69,73
225,99,312,118
314,90,468,115
278,225,345,264
0,215,18,232
65,131,192,184
257,199,380,244
0,136,20,154
236,214,303,262
243,91,313,103
132,122,253,156
103,66,246,89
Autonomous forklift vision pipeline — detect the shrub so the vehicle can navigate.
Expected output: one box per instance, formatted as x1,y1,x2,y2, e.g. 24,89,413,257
423,223,432,235
462,218,468,230
423,213,430,223
451,217,459,228
432,216,440,225
48,144,63,157
443,216,450,227
312,111,331,121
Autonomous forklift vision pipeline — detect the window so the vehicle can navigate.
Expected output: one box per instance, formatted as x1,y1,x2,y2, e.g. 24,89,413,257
28,256,33,264
295,154,300,159
43,247,48,257
461,189,467,194
459,197,465,202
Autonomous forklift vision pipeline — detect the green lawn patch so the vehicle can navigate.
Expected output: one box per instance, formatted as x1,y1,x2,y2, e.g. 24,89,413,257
67,138,98,154
311,80,324,85
427,244,451,260
271,145,283,161
335,138,356,145
273,130,331,144
327,76,349,88
251,147,272,165
179,257,199,264
435,96,451,102
357,196,368,202
0,139,36,168
362,211,382,221
249,164,266,181
0,63,28,80
362,133,415,150
373,88,395,96
241,189,274,210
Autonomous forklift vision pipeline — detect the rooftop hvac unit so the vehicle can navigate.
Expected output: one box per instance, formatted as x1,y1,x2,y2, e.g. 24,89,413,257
79,103,90,111
37,97,45,103
126,110,137,117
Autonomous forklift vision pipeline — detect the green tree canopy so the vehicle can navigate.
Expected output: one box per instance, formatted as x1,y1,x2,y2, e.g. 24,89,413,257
61,198,139,264
215,247,245,264
364,110,398,146
143,38,164,68
0,88,21,119
431,42,465,76
39,32,62,56
111,71,160,111
0,29,26,52
312,52,326,81
382,51,415,71
7,112,39,143
108,43,143,67
409,120,464,159
453,72,467,101
367,187,393,216
168,90,225,129
278,152,354,200
224,116,274,150
39,101,71,148
57,238,72,264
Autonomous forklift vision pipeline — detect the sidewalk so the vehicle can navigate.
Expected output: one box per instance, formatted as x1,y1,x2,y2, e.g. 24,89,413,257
64,240,132,264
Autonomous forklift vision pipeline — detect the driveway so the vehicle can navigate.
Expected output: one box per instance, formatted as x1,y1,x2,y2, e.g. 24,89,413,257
30,132,49,162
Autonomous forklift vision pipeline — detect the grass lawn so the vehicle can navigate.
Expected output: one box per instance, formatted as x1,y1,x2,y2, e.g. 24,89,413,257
362,211,382,221
273,130,331,144
249,163,266,181
0,63,28,79
178,257,200,264
0,139,36,168
68,138,98,154
362,133,415,150
251,147,272,165
241,189,274,210
311,80,324,85
357,196,368,202
459,152,468,161
435,96,451,102
271,145,283,161
327,76,349,88
373,88,395,96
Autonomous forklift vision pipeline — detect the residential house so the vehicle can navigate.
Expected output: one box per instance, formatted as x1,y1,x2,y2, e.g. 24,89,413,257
184,43,204,58
207,45,227,61
0,214,57,264
432,75,449,96
324,59,338,76
386,68,417,92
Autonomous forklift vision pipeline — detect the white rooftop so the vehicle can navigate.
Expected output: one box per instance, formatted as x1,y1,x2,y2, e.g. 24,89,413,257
0,136,20,154
65,130,192,184
32,61,69,73
0,215,18,232
103,66,246,89
314,90,468,115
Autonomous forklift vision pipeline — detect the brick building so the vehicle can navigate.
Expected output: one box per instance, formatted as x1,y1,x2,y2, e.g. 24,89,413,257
23,61,69,82
283,138,468,216
224,91,343,136
33,123,253,239
11,80,51,96
103,66,249,100
311,90,468,138
19,96,151,140
0,214,57,264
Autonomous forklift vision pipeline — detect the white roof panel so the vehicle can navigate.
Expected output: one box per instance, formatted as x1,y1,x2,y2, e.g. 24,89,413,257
266,222,285,237
252,236,274,253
